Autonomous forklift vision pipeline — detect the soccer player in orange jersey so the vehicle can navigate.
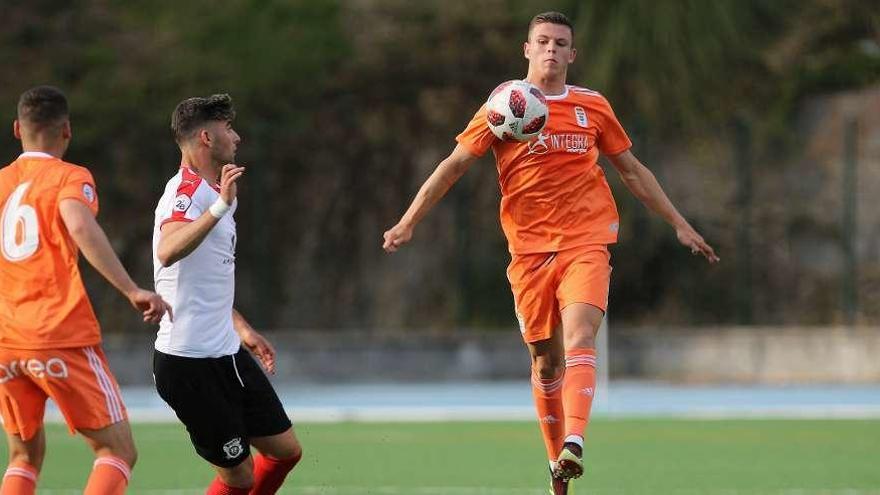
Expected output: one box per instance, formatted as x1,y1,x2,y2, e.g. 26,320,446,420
383,12,719,494
0,86,171,494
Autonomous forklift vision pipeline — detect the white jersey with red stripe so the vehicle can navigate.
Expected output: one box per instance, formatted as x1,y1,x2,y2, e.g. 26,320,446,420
152,166,240,358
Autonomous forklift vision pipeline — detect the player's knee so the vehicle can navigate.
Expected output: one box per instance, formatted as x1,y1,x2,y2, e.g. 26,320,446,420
258,432,302,461
564,327,597,350
98,443,137,468
284,440,303,461
532,356,564,379
123,446,138,468
7,450,43,471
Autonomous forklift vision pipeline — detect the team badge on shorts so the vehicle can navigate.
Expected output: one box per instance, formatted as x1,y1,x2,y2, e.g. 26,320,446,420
222,437,244,459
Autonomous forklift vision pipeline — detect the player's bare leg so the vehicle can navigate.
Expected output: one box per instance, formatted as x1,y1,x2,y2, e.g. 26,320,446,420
79,420,137,494
1,429,45,494
213,456,255,492
555,302,603,480
249,427,303,495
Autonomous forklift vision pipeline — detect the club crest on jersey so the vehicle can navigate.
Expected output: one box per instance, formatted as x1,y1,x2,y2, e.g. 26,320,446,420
82,184,95,203
173,194,192,213
527,133,550,155
574,106,589,128
222,437,244,459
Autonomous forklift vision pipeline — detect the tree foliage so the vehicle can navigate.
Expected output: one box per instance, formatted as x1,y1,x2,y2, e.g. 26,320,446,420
0,0,877,330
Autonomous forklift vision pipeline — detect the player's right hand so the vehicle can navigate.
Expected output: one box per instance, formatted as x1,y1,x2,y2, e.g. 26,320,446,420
219,163,246,205
676,226,720,264
128,288,173,324
382,223,413,253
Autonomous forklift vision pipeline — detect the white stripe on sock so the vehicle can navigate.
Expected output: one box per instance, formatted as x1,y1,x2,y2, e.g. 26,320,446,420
94,457,131,481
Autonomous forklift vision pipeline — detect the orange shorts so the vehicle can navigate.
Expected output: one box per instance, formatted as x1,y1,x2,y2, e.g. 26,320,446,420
0,345,127,441
507,246,611,343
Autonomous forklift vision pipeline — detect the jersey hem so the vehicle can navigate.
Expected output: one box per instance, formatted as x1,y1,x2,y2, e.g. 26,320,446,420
0,338,102,350
508,237,618,255
153,343,242,359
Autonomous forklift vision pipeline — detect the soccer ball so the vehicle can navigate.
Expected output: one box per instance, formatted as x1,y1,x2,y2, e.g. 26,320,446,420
485,80,549,142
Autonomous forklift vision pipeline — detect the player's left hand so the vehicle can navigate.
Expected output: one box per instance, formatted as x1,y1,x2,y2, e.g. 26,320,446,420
240,329,277,375
129,288,173,324
382,223,413,253
676,226,720,264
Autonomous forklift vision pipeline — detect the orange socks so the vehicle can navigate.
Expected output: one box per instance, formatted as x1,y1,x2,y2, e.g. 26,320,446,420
84,456,130,495
531,368,565,462
0,460,38,495
562,348,597,444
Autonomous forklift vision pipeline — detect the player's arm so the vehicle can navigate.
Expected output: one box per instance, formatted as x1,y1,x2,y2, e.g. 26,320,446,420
232,308,276,374
382,143,479,252
156,164,244,267
607,150,719,263
157,210,222,267
59,199,172,323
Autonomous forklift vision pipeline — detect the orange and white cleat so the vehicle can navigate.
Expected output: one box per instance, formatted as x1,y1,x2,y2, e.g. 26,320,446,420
553,442,584,480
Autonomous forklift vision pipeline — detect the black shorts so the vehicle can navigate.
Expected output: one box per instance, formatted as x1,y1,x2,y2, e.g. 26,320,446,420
153,346,292,467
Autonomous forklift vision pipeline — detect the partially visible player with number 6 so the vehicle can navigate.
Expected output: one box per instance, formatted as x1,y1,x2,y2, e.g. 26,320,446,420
383,11,719,495
0,86,171,495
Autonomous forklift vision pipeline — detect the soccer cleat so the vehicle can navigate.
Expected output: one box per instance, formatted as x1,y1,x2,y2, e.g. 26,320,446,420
549,475,572,495
553,442,584,480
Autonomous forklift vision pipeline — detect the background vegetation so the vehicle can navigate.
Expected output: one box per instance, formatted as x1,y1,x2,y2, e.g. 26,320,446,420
1,0,878,332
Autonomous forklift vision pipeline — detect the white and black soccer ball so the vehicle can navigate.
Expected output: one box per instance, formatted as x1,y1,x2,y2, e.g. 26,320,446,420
485,80,549,142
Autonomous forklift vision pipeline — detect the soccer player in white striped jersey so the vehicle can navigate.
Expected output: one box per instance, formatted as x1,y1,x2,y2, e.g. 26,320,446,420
152,94,302,495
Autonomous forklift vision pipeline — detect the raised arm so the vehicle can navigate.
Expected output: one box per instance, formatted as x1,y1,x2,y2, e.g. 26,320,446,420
156,164,243,267
607,150,719,263
382,144,479,252
59,199,171,323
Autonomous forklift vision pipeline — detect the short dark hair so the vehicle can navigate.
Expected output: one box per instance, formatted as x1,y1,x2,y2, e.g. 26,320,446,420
17,86,69,128
528,11,574,40
170,94,236,144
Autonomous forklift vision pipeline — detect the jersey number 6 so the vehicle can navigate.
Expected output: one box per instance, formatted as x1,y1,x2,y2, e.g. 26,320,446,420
1,182,40,262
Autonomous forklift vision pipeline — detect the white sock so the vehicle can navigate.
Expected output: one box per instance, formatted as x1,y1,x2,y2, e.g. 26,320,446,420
564,434,584,449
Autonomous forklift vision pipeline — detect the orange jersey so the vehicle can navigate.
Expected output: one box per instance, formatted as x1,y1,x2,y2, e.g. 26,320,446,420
0,152,101,349
456,85,631,254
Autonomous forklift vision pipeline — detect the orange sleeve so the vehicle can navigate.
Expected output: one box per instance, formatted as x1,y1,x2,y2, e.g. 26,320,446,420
58,167,99,216
455,104,497,157
596,97,632,156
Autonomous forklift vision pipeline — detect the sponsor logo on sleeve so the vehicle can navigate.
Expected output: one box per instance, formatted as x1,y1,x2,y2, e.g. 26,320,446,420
173,194,192,213
82,184,96,203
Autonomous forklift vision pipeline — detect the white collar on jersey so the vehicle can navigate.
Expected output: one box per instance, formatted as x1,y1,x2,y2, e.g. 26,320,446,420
544,86,570,101
19,151,55,159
